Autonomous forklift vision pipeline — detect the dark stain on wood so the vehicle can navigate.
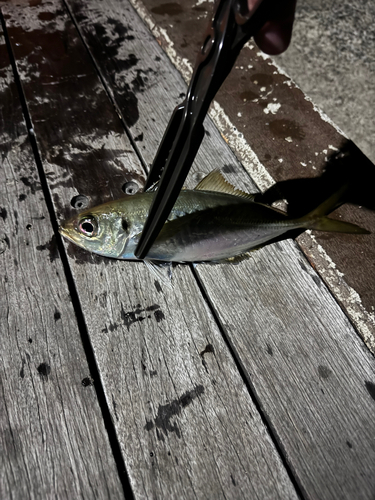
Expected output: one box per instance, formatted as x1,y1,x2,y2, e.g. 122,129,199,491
312,275,321,288
154,280,162,293
222,164,237,174
101,323,120,333
69,6,142,127
200,344,215,372
54,310,61,321
318,365,332,379
37,362,51,379
121,303,164,329
6,17,145,210
19,358,26,379
266,344,274,356
0,236,9,254
112,394,119,421
365,381,375,402
13,210,18,234
268,119,306,141
200,344,214,358
299,259,307,273
0,207,7,220
144,385,204,439
38,12,55,21
66,241,109,265
108,17,134,39
81,376,94,387
151,3,184,16
36,235,59,262
154,308,165,322
239,89,258,101
250,73,274,87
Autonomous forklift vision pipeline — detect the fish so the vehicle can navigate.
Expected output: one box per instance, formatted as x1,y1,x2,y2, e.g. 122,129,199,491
59,170,369,264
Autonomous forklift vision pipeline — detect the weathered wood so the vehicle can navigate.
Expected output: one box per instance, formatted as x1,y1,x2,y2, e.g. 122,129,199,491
2,1,300,499
134,0,375,335
196,244,375,500
63,0,375,498
0,24,125,500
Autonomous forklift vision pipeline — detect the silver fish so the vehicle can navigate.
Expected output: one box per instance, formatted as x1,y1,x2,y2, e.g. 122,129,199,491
59,170,369,263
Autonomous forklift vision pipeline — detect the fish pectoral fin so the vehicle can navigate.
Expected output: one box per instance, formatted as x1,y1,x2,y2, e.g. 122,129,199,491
145,181,160,193
194,169,255,201
144,260,174,288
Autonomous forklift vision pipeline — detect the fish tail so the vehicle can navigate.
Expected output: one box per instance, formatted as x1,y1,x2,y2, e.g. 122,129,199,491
306,216,370,234
299,185,370,234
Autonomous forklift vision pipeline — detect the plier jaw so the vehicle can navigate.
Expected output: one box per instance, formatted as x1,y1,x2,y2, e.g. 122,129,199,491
135,0,269,260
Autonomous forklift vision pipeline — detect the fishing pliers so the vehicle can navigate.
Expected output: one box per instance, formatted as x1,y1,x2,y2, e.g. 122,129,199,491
135,0,271,259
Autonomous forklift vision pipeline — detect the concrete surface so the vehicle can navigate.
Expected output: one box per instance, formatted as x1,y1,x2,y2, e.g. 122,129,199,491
274,0,375,163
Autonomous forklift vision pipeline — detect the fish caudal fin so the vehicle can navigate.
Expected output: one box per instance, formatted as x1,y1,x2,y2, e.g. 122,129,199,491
300,185,370,234
307,216,370,234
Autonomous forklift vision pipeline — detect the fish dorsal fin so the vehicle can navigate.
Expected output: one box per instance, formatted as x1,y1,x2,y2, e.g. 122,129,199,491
195,169,255,200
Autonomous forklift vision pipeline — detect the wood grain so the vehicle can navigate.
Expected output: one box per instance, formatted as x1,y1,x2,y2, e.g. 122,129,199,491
2,1,299,499
136,0,375,328
63,0,375,498
0,23,125,500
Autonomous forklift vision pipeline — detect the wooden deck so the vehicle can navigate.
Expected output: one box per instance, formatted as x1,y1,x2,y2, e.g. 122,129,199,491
1,1,374,499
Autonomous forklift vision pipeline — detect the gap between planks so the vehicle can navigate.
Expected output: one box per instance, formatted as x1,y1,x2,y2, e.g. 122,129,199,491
0,9,135,499
128,0,375,354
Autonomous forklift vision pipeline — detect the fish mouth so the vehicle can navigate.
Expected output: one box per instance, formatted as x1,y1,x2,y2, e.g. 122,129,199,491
58,225,67,237
58,224,77,244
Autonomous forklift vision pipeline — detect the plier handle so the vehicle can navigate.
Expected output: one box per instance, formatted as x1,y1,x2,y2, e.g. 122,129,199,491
135,0,269,259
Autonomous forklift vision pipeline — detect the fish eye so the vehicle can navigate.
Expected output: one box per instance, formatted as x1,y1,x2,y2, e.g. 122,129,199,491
78,216,98,237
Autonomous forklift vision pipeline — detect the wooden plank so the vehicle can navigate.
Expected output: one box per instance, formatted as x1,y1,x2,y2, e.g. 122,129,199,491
0,23,125,500
63,0,375,498
196,244,375,500
2,2,300,499
130,0,375,351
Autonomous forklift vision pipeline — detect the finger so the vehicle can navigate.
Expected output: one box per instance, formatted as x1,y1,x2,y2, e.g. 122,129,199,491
250,0,297,55
254,17,295,55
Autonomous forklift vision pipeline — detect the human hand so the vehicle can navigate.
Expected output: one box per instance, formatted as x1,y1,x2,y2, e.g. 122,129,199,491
248,0,297,55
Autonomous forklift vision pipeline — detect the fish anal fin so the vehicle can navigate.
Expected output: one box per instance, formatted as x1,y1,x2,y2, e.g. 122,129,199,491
224,252,253,265
195,169,255,201
211,250,259,266
144,260,174,288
